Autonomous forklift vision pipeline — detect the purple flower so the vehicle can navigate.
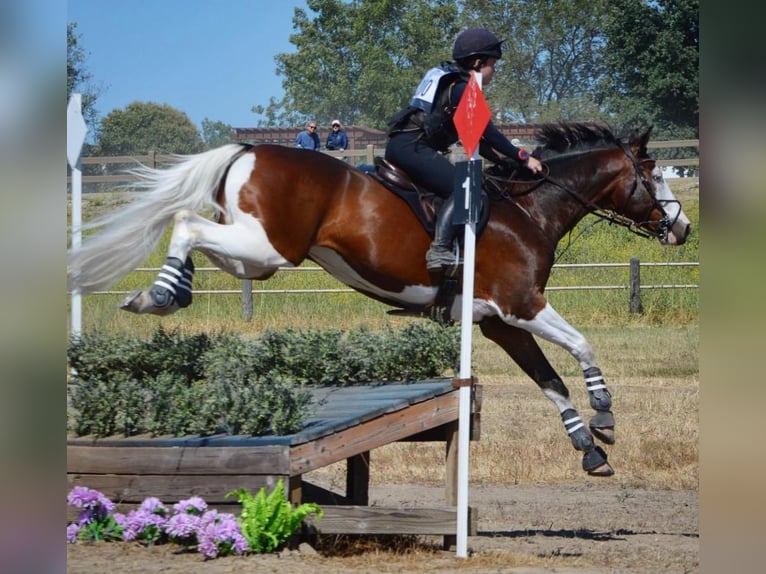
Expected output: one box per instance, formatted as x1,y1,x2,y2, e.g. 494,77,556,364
67,486,116,515
67,523,80,544
165,512,200,543
139,497,168,516
173,496,207,515
121,509,167,543
196,511,248,558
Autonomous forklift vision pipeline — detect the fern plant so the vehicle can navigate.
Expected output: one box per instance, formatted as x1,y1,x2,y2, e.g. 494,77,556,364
226,479,322,553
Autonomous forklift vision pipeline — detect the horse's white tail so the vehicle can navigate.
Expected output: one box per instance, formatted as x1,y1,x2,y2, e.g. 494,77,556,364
67,144,248,294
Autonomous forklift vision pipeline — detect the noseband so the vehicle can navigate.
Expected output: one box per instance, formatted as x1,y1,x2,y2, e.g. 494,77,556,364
535,143,672,241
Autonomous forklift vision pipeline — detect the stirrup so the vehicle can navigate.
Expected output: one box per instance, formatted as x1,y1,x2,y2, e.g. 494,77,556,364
426,246,457,271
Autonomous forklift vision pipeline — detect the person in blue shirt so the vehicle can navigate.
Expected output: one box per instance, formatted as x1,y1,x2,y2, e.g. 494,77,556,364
385,28,542,271
325,119,349,151
294,121,321,150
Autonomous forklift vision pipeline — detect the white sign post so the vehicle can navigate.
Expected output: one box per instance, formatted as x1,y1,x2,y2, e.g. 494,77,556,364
451,71,490,558
67,94,88,338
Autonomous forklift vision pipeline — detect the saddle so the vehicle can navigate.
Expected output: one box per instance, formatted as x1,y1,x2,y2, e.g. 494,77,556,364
370,157,440,235
366,156,490,238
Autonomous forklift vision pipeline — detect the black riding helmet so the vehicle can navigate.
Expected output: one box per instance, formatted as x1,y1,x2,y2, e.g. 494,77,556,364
452,28,503,61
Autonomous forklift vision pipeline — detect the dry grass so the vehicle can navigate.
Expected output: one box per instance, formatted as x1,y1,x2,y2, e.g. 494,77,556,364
307,323,698,492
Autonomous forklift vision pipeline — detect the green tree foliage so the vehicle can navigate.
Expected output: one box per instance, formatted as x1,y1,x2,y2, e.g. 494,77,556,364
599,0,698,138
254,0,460,129
257,0,697,140
96,102,205,155
67,22,103,138
201,118,234,149
461,0,609,122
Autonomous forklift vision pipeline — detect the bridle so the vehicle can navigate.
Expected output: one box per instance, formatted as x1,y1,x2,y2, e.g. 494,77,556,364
491,143,674,241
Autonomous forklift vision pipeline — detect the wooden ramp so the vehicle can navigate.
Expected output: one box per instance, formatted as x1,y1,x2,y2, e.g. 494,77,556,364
67,378,481,542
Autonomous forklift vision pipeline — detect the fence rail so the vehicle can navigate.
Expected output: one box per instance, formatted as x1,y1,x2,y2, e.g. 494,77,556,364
83,259,699,317
66,140,699,186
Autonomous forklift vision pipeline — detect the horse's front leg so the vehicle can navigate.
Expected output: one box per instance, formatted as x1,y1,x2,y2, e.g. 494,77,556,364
512,302,615,445
480,314,614,477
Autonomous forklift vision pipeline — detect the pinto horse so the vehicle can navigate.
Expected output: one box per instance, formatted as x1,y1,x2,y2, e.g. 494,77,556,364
67,122,691,477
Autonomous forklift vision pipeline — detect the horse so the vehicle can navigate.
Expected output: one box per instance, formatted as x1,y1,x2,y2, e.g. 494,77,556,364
67,122,692,477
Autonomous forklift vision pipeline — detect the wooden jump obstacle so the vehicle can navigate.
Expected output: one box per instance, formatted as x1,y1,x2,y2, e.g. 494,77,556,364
67,378,482,544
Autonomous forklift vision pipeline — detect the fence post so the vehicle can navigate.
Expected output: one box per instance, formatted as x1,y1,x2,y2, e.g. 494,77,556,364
366,144,374,165
629,257,643,314
241,279,253,321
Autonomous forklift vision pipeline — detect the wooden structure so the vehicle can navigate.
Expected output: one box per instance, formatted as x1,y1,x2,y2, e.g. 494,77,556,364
67,379,481,541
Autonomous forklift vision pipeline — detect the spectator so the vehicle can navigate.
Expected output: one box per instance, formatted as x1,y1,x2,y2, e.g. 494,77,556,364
294,121,320,150
325,119,349,152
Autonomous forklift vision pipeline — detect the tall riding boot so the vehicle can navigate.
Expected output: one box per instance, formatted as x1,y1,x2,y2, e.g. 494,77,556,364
425,195,459,271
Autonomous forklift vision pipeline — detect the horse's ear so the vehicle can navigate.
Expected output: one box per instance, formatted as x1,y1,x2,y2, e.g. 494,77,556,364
631,126,653,155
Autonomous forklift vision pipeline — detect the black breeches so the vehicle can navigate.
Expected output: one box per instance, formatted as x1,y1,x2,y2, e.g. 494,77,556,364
385,132,456,199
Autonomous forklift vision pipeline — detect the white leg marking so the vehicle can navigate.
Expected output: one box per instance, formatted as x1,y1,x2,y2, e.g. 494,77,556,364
493,302,597,370
543,388,577,414
163,154,292,277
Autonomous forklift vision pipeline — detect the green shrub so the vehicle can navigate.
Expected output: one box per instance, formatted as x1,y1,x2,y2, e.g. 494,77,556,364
67,323,459,438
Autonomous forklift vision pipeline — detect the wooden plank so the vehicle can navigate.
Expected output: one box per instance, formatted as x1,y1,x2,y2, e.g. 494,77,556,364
290,391,459,474
67,444,290,475
305,506,477,536
67,473,286,503
66,503,477,537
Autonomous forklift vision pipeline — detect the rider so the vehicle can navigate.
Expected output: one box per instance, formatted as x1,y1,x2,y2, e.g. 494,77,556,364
385,28,543,271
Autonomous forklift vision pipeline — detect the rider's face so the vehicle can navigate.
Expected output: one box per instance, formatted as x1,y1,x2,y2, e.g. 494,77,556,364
480,58,498,85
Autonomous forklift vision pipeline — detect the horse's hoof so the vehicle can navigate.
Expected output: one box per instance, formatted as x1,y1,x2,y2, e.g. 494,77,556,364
582,446,614,476
120,290,147,313
590,411,615,445
591,426,615,445
120,290,179,316
587,462,615,477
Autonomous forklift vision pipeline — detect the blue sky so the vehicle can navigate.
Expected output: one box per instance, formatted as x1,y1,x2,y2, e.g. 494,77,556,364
67,0,311,130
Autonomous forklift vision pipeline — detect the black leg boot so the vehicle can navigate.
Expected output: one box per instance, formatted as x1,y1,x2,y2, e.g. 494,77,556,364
425,195,458,271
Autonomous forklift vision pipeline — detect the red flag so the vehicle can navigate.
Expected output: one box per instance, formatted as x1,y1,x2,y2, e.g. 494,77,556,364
453,73,491,159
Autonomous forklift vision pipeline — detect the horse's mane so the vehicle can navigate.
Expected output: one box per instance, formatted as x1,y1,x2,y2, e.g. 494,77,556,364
532,122,620,160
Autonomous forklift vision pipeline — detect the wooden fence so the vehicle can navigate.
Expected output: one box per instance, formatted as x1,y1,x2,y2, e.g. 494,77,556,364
66,140,699,187
83,259,698,317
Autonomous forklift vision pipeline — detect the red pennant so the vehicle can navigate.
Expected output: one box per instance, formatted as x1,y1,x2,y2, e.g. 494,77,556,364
453,73,491,159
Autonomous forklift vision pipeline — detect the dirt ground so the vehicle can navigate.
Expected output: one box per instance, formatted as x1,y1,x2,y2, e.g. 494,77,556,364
67,482,698,573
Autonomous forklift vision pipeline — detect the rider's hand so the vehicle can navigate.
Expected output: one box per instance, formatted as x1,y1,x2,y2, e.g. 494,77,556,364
526,156,543,174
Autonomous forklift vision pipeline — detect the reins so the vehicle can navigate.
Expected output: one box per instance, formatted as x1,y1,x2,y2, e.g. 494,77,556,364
487,145,669,242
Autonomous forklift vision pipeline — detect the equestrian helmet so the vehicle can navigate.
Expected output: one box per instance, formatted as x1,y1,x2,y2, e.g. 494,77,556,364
452,28,503,61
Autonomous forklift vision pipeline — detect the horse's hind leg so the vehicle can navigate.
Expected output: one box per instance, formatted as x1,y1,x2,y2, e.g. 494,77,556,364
479,315,614,477
121,255,195,315
121,209,290,315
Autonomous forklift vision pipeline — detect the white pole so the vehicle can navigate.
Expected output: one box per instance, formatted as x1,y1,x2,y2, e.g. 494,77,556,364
71,164,82,338
455,71,482,559
67,94,87,339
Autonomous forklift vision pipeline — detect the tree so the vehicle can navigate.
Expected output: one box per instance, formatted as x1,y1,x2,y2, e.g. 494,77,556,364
201,118,234,149
254,0,459,129
461,0,610,123
67,22,104,138
96,102,204,155
599,0,699,138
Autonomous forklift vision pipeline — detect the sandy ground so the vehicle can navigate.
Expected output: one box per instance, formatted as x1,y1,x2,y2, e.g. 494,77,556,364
67,482,698,573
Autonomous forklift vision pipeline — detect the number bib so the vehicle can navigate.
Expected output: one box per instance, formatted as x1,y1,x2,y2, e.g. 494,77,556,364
410,65,460,113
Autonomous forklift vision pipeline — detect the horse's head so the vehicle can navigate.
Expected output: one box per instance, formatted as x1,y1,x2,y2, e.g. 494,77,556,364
611,127,692,245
